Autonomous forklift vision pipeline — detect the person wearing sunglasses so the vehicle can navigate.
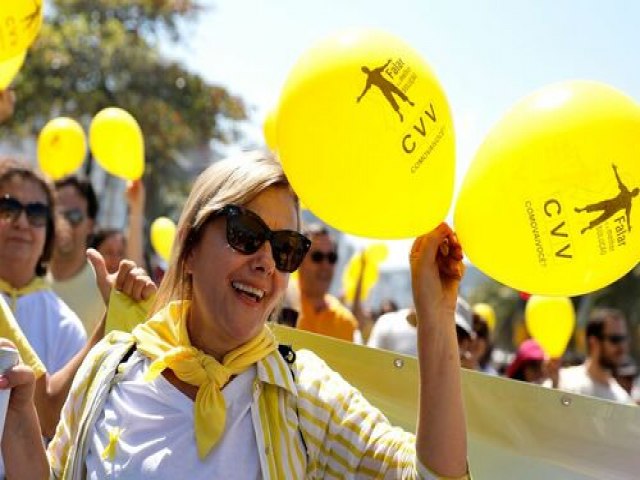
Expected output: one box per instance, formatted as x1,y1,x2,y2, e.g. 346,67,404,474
7,151,469,479
295,223,360,342
48,175,106,336
0,158,87,378
555,308,634,404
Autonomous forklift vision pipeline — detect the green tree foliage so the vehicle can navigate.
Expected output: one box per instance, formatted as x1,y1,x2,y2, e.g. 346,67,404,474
4,0,246,220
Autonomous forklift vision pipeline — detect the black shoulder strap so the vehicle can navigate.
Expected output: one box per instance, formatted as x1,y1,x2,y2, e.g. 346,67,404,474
276,343,308,457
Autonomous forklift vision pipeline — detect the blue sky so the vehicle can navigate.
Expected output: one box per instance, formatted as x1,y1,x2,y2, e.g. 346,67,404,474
166,0,640,267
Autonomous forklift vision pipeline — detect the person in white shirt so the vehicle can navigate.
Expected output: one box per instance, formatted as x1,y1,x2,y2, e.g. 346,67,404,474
556,308,634,404
0,159,87,374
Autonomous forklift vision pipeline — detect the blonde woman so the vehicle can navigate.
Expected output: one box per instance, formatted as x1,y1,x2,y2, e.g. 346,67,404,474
5,151,469,479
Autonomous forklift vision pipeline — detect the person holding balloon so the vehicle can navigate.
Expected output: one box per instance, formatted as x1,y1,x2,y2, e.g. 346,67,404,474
91,179,147,274
0,89,15,124
2,151,469,479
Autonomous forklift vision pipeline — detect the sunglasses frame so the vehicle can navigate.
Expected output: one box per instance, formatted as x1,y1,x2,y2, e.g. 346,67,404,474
0,195,50,228
219,204,311,273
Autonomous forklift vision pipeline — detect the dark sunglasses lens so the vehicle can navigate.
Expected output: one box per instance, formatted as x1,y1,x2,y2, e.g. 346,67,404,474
26,203,50,227
607,335,627,344
271,231,311,272
227,211,267,254
64,209,84,226
0,197,21,222
310,251,338,265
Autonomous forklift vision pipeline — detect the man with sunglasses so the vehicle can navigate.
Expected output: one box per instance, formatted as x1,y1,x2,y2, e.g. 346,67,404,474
295,224,359,342
48,176,106,335
556,308,634,403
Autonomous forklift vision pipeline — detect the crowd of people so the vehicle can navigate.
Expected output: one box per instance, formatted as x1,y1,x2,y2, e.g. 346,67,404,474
0,81,638,480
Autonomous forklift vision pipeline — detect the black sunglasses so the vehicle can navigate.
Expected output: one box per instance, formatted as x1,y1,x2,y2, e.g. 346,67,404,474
59,208,85,226
0,195,50,228
600,334,628,345
218,204,311,273
310,250,338,265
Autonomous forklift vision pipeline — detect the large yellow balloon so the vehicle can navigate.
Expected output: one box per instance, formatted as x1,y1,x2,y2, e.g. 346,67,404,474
150,217,176,263
455,81,640,295
0,52,26,89
89,107,145,180
525,295,575,358
473,303,497,331
0,1,43,61
277,28,455,239
37,117,87,180
263,108,277,151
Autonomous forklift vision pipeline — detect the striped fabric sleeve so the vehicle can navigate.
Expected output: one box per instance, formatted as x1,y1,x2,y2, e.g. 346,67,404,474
295,350,470,480
46,334,125,478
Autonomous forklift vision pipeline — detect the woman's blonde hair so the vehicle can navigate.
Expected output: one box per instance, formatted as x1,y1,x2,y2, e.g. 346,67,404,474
152,150,299,313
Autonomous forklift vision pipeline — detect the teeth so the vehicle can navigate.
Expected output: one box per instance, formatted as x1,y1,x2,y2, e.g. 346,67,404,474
231,281,265,301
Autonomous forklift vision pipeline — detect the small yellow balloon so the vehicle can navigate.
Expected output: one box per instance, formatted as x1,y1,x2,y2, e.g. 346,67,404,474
473,303,497,331
0,51,26,89
150,217,176,263
263,109,277,151
525,295,575,358
365,243,389,264
278,28,455,239
90,107,145,180
37,117,87,180
455,81,640,295
0,1,43,61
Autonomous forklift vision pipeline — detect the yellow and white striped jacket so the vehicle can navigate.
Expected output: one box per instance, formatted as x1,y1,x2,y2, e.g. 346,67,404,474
48,331,468,479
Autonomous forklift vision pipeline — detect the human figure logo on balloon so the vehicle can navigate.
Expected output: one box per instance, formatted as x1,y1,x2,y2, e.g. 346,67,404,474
355,56,445,175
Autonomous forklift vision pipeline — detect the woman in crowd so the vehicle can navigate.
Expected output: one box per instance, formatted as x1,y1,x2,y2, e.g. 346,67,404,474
0,158,86,374
4,151,469,479
506,339,547,384
0,157,156,441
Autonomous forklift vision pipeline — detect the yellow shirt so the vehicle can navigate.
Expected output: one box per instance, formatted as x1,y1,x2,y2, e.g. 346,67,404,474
0,294,46,378
297,294,358,342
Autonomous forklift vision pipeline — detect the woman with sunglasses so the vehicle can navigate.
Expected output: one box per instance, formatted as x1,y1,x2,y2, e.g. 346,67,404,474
0,158,87,375
6,151,468,479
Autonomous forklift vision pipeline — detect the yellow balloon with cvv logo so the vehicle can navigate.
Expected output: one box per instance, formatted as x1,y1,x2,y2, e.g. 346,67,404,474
0,1,43,61
37,117,87,180
277,28,455,239
455,81,640,296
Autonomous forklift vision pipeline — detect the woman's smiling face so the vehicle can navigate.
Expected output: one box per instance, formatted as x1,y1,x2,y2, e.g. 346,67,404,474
186,186,298,358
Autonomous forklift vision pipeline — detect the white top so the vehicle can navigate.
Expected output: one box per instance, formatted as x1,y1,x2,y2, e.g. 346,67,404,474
367,309,417,356
3,289,86,373
86,352,261,479
558,364,635,404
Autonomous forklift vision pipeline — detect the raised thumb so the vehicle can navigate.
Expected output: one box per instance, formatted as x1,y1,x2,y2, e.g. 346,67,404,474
87,248,110,303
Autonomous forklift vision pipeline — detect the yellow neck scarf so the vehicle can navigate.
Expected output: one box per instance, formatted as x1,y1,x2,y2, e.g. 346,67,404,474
0,277,48,311
132,301,276,459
